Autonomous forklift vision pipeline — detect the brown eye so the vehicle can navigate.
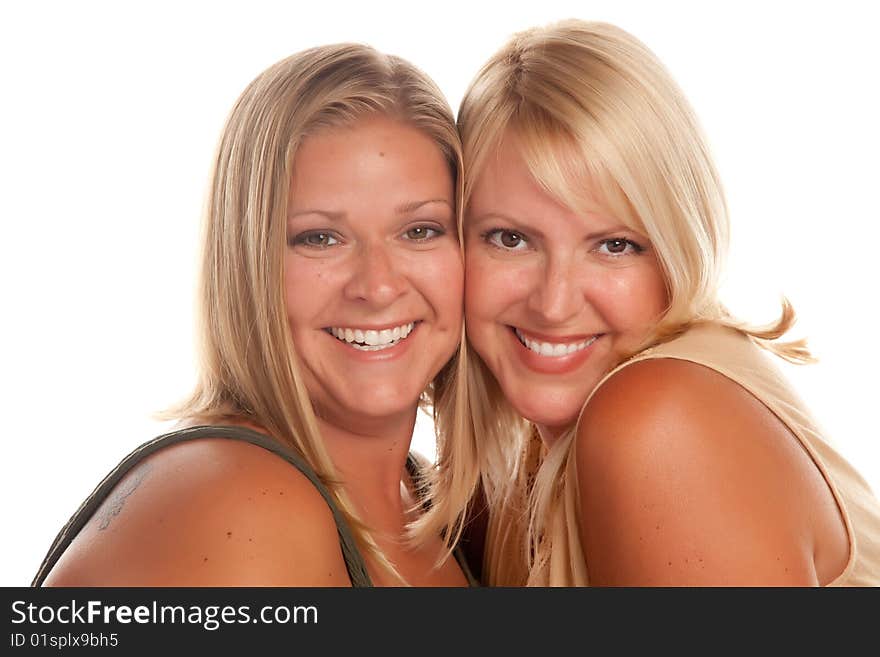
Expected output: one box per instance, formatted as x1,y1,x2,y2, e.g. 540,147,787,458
597,238,644,257
484,228,529,251
500,231,522,248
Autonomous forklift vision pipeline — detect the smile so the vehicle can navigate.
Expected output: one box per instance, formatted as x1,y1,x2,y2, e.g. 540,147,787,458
325,321,417,351
514,327,599,357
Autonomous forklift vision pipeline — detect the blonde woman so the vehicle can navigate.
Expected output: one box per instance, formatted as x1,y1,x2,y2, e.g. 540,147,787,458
457,20,880,586
34,44,478,587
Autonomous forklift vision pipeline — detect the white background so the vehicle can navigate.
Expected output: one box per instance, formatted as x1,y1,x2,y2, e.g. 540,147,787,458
2,0,878,585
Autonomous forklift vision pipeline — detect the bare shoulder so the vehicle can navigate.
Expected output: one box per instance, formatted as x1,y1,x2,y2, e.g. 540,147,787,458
578,357,772,443
574,358,839,585
43,437,351,586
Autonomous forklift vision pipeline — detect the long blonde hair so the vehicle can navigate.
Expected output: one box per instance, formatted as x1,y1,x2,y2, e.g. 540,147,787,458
458,20,813,585
171,43,478,580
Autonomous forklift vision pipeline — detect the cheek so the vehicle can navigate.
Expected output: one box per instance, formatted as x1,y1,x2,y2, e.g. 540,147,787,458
413,249,464,322
283,259,338,326
464,251,529,321
630,260,669,319
589,264,668,328
464,251,491,317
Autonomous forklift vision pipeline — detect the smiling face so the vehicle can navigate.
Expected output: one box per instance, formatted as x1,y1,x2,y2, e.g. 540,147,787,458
285,114,462,434
464,134,668,441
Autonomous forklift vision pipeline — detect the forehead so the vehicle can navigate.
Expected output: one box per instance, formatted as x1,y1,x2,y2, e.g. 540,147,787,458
298,114,429,157
290,115,452,206
468,133,606,220
469,136,537,201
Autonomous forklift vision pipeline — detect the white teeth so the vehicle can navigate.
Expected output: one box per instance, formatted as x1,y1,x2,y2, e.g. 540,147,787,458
514,328,598,358
326,322,416,351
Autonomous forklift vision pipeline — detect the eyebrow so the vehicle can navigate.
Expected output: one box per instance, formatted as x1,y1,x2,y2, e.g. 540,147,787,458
288,198,452,221
288,209,345,222
395,198,453,213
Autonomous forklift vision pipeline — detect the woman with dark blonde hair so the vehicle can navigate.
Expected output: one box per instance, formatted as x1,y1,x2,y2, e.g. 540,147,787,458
34,43,479,586
457,20,880,585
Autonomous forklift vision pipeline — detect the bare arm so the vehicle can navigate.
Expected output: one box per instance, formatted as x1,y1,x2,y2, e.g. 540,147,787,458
574,359,841,586
43,438,352,586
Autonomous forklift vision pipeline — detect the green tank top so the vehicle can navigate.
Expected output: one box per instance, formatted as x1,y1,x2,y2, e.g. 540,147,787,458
32,425,477,587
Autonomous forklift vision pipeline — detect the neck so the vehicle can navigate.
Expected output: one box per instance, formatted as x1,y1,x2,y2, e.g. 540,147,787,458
535,423,568,447
317,408,419,524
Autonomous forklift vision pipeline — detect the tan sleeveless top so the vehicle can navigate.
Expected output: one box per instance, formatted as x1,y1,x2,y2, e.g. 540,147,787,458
574,323,879,586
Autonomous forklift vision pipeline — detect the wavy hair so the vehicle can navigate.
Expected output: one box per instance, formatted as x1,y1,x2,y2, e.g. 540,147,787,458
458,20,813,585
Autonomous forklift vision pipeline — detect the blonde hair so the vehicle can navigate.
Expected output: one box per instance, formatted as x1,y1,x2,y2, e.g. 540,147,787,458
458,20,813,585
170,43,477,581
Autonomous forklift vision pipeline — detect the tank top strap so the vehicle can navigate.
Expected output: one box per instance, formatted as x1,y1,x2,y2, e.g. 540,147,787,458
32,424,372,587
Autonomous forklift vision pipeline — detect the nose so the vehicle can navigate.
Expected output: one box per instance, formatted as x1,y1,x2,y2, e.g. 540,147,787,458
342,242,408,307
526,256,584,325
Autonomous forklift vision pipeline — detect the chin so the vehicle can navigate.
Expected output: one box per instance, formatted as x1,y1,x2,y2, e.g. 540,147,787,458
507,393,583,436
346,388,422,421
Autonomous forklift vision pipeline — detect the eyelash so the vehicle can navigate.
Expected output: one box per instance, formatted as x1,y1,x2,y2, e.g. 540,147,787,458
288,223,446,250
288,231,341,249
481,228,530,251
481,228,645,257
596,238,645,257
403,224,445,241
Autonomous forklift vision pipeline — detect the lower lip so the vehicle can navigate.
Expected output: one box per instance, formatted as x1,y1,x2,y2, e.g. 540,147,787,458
327,324,419,362
509,327,601,375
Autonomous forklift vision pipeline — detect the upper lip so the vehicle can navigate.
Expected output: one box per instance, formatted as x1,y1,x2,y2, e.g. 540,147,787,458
512,326,600,342
325,320,419,331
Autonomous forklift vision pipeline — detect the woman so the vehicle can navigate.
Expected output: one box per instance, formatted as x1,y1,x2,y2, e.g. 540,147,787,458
34,43,478,587
457,20,880,585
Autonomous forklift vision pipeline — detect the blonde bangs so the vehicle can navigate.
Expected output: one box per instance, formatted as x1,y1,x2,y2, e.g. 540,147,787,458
507,105,644,236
